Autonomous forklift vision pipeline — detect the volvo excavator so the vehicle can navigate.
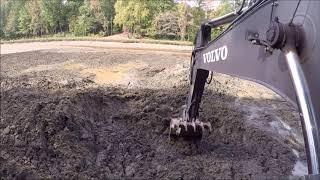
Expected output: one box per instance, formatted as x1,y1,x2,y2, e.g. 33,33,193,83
169,0,320,178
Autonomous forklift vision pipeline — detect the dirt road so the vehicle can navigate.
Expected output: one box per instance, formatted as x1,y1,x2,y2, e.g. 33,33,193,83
0,41,307,179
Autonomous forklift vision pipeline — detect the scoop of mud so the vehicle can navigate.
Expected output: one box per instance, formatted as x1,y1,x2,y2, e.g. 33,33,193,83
0,83,299,179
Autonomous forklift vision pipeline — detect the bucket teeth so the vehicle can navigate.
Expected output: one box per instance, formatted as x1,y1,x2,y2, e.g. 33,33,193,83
169,118,212,139
195,119,212,132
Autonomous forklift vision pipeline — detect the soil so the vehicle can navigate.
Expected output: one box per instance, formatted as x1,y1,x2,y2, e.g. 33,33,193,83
0,42,307,179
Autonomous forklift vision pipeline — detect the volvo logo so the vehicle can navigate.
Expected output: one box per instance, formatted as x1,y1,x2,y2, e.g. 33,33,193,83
203,45,228,63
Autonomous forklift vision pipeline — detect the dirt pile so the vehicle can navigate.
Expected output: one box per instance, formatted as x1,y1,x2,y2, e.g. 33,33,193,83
0,80,296,179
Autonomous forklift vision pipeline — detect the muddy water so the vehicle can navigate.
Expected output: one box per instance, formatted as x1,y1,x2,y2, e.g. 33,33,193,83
79,62,147,85
0,43,307,179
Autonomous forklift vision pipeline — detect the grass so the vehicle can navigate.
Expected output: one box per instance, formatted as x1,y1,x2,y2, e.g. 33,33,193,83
0,34,193,46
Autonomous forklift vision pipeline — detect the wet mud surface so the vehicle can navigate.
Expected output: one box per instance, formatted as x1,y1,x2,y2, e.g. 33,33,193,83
0,43,307,179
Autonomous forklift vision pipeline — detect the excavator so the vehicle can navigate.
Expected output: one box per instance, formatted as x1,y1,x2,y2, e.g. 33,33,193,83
169,0,320,178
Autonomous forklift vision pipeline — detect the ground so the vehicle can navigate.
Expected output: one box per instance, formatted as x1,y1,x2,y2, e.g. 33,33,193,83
0,41,307,179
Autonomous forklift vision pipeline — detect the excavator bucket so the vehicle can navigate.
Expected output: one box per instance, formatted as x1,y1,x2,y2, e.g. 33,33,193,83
169,118,212,140
169,108,212,140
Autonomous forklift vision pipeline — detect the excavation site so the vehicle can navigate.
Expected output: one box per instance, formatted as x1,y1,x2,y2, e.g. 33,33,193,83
0,41,308,179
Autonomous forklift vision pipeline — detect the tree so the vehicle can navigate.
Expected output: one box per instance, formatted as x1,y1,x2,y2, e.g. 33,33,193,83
64,0,84,32
114,0,174,37
114,0,149,37
177,2,188,41
152,11,180,39
1,0,230,42
0,0,11,37
175,1,205,41
72,0,96,36
187,6,205,41
2,0,27,38
147,0,174,13
28,0,47,36
40,0,67,33
144,0,175,36
18,5,32,36
208,0,234,39
94,0,115,36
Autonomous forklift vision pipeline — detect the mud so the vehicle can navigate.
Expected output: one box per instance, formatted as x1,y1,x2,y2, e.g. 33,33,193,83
0,42,307,179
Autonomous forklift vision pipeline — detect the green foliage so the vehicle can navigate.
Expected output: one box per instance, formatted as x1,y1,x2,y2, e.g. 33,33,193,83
208,1,234,39
0,0,10,37
28,0,47,36
2,0,27,38
147,0,175,14
18,6,32,36
4,10,19,38
64,0,84,32
114,0,174,37
0,0,234,42
187,6,205,41
39,0,67,33
209,1,233,19
151,11,180,39
68,16,78,34
176,3,187,41
64,0,84,19
114,0,149,36
73,1,97,36
150,2,206,41
95,0,116,36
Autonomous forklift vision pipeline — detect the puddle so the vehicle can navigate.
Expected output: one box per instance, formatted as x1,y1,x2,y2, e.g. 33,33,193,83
23,63,62,73
80,62,146,84
22,61,84,73
23,61,147,85
81,68,124,83
64,63,85,70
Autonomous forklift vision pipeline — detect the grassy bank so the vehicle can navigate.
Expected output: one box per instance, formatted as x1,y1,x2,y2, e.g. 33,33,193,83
0,35,193,46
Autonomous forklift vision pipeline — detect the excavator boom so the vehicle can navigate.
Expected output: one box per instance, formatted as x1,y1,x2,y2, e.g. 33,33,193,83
170,0,320,177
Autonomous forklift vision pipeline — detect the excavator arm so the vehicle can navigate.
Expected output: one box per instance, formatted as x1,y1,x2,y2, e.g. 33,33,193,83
170,0,320,176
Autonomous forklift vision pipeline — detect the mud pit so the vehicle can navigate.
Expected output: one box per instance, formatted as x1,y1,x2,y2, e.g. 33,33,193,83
0,42,307,178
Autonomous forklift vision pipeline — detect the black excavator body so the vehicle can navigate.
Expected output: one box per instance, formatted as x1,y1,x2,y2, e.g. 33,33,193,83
170,0,320,176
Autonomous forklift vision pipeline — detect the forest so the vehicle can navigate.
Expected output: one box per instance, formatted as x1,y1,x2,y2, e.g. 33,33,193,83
0,0,239,41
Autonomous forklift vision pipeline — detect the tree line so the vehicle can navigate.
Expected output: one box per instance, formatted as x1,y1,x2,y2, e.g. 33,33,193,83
0,0,237,41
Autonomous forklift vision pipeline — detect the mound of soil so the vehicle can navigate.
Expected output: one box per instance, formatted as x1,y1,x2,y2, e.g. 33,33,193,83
0,82,296,179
